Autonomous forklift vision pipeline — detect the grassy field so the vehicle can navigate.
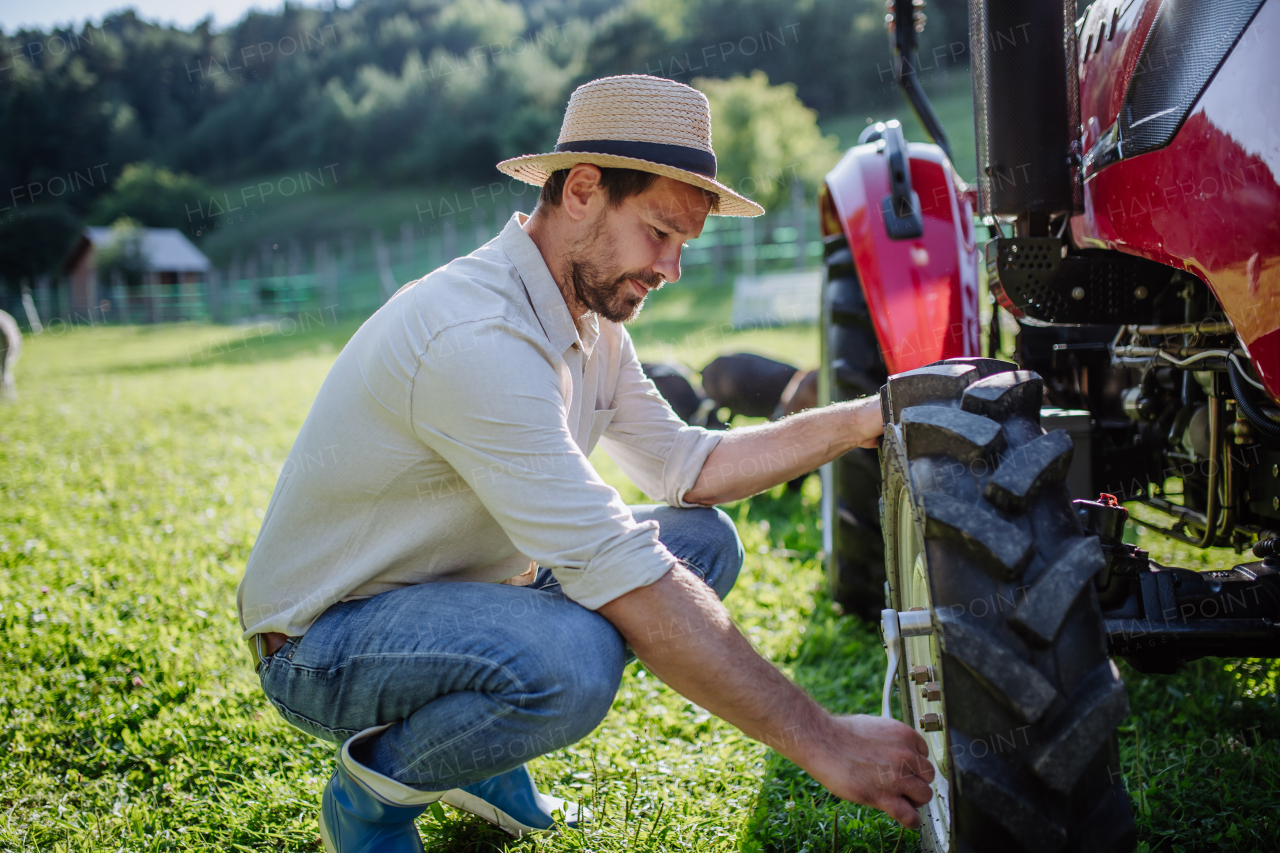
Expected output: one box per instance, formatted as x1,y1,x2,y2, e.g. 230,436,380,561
1,296,1278,851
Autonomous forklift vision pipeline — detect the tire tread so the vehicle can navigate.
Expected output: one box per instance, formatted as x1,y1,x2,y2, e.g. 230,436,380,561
882,358,1133,853
985,429,1075,513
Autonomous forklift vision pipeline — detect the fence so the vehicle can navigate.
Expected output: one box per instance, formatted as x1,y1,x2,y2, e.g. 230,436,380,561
2,192,826,333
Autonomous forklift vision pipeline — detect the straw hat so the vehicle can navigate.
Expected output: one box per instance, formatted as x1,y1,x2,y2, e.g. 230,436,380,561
497,75,764,217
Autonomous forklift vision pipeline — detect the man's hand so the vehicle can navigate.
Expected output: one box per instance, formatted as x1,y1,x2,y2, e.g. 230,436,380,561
598,565,932,827
683,395,882,505
798,714,935,828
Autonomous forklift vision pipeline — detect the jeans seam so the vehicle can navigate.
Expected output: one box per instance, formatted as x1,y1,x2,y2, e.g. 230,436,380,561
269,696,360,740
266,652,531,748
280,652,533,684
396,702,520,781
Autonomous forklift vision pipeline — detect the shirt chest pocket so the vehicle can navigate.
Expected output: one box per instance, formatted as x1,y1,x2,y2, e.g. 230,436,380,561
585,407,618,455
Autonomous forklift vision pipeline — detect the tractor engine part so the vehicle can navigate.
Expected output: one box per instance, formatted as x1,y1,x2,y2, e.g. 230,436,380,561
1076,496,1280,671
1229,358,1280,443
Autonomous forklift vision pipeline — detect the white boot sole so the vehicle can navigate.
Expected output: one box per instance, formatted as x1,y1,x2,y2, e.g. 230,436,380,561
438,788,586,837
439,788,545,837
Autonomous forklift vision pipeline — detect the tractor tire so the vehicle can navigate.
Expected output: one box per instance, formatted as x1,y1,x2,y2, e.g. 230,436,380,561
881,358,1135,853
819,234,888,622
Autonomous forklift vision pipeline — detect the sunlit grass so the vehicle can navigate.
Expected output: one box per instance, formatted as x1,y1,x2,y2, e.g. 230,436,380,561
1,318,1277,851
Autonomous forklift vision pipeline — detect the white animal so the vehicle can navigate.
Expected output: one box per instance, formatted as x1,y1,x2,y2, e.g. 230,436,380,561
0,309,20,402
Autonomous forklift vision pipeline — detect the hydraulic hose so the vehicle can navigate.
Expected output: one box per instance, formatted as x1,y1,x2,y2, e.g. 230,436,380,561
1229,358,1280,443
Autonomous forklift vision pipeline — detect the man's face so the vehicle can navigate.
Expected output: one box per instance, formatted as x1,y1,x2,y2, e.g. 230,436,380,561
561,175,713,324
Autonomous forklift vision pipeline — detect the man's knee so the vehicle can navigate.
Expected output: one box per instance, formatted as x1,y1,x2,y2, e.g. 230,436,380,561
530,612,625,740
565,651,624,740
697,506,743,600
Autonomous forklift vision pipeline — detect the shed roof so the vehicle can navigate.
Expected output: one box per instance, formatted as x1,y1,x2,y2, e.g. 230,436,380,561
78,227,211,273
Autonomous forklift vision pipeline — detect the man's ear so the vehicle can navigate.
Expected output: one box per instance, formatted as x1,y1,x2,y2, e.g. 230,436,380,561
561,164,603,223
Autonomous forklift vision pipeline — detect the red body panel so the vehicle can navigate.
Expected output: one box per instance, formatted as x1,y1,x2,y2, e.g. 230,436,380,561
1077,0,1161,153
825,142,980,375
1073,0,1280,401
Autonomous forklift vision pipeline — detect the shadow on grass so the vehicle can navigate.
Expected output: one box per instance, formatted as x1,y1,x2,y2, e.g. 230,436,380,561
86,317,367,376
420,811,519,852
737,594,920,853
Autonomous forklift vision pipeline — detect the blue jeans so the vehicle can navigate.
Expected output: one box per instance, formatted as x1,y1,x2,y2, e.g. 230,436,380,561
257,505,743,790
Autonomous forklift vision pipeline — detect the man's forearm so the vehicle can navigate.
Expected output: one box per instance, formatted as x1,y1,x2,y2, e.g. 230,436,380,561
599,564,826,762
598,564,936,827
683,395,881,505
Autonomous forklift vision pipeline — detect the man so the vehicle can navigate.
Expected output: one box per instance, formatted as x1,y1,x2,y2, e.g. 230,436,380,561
238,74,932,852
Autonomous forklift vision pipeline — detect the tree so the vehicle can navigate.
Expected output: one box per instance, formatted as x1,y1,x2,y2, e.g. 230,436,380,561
88,164,215,231
695,71,841,211
94,218,148,290
0,206,83,286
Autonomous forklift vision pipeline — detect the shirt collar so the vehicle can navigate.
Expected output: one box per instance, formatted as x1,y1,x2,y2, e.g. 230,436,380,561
501,212,591,357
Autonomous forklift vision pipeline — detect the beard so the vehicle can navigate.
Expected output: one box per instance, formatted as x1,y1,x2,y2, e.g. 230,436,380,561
562,211,663,324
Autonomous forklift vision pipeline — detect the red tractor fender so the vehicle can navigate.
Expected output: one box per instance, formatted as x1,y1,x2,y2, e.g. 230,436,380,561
822,139,980,375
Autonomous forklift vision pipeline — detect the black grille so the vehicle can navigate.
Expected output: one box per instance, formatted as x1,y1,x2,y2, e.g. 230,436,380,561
987,237,1182,324
1120,0,1266,158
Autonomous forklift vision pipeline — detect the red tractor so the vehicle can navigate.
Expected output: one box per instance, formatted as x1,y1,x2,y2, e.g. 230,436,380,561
817,0,1280,849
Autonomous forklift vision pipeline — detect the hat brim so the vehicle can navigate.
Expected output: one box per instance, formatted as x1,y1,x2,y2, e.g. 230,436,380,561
496,151,764,217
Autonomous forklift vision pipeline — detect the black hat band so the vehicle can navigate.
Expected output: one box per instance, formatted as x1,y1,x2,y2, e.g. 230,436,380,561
553,139,717,179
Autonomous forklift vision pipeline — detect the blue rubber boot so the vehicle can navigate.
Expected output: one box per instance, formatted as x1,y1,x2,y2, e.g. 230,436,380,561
319,726,444,853
440,764,587,837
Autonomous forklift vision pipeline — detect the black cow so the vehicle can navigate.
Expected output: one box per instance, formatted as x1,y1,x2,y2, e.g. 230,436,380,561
641,362,727,429
779,369,819,491
780,369,818,418
700,352,800,421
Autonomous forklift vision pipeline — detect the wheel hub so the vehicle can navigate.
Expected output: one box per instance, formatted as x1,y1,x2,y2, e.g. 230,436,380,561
898,487,951,848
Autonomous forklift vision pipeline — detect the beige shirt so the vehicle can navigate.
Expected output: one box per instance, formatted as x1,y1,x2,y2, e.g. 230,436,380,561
236,213,723,638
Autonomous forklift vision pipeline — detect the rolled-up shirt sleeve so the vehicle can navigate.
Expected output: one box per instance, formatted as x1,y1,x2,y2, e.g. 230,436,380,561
410,319,676,609
597,331,723,507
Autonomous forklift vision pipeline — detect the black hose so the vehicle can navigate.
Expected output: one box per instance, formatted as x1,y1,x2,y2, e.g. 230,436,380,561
1229,359,1280,443
1256,537,1279,559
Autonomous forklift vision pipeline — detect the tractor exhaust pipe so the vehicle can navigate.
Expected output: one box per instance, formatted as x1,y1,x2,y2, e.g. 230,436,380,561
969,0,1079,221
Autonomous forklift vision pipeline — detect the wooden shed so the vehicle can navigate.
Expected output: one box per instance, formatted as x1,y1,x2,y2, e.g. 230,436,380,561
63,227,211,323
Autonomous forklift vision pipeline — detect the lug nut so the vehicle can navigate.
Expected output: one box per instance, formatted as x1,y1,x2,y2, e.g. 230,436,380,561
921,681,942,701
919,713,943,732
910,665,932,684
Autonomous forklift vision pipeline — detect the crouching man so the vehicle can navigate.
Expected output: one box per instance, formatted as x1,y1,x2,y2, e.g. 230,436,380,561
237,74,933,852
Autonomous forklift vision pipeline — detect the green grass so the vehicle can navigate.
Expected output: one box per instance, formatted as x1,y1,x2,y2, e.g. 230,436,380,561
1,304,1278,851
628,279,819,372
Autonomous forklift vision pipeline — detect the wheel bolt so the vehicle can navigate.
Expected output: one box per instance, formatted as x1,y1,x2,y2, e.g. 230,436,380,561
910,665,932,684
919,713,943,732
921,681,942,702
